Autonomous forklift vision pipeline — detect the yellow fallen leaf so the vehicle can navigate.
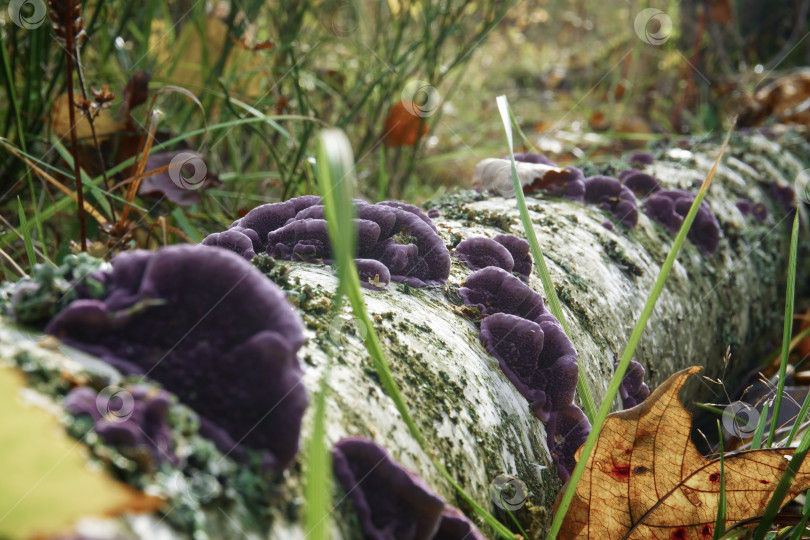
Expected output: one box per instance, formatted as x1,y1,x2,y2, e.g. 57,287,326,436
150,15,267,97
558,367,810,539
0,367,161,540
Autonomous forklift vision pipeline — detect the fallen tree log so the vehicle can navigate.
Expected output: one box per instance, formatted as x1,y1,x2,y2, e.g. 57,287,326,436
2,131,809,539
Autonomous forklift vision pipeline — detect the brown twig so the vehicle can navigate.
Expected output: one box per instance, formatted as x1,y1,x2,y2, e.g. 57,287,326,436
49,0,88,251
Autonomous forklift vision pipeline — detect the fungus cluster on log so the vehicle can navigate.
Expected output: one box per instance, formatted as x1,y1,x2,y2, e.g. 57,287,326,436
454,234,533,282
39,245,308,471
458,265,588,480
643,190,721,255
475,151,732,255
204,197,450,288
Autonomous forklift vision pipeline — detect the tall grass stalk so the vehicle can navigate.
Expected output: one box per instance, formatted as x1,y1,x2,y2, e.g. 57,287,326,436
315,129,515,539
753,420,810,539
769,211,800,447
712,422,727,540
303,364,332,540
546,125,734,539
496,95,597,422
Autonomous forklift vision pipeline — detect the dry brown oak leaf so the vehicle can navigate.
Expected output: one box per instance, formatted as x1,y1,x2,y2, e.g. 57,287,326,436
557,366,810,539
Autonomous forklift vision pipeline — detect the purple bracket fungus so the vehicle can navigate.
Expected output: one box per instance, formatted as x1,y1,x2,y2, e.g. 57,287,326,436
459,266,548,322
772,183,797,212
217,197,450,287
46,245,307,471
372,206,450,287
620,170,661,197
427,208,440,219
201,228,257,260
602,220,614,231
643,190,721,255
332,437,445,540
513,152,558,166
231,195,321,249
546,404,591,482
583,176,638,227
736,200,769,223
377,200,438,232
267,218,382,263
65,385,177,466
629,151,654,167
480,313,578,421
435,506,488,540
356,259,390,291
332,437,484,540
614,360,650,409
493,234,532,282
454,237,515,273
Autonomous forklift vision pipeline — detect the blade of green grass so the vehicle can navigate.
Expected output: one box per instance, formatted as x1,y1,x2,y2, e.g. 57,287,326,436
303,362,333,540
495,95,597,423
752,401,770,450
16,197,36,271
1,32,46,259
315,129,516,539
546,125,734,539
713,422,727,540
773,211,801,447
753,417,810,539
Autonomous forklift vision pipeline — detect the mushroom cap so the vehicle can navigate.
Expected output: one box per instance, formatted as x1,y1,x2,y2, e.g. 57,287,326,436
546,404,591,482
513,152,558,166
615,360,651,409
629,151,654,166
772,182,797,212
233,196,321,249
375,206,451,286
620,171,661,197
584,176,639,227
480,313,578,420
643,190,721,255
377,200,438,232
201,228,257,260
356,258,391,290
47,245,307,470
332,437,445,540
493,234,532,282
737,200,769,223
435,506,487,540
455,237,515,273
460,266,547,322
